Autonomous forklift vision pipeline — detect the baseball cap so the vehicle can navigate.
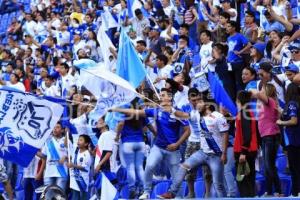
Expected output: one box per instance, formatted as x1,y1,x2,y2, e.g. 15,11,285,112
288,39,300,51
149,25,161,32
251,43,266,56
284,63,299,73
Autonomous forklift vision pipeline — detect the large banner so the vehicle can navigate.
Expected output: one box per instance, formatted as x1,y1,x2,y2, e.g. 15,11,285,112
0,88,64,167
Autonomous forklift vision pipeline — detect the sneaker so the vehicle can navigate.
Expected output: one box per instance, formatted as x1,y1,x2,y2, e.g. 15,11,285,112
274,192,284,197
139,192,150,200
157,192,176,199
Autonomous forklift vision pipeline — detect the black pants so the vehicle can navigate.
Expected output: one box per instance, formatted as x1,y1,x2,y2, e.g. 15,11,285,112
261,135,282,194
235,152,257,197
287,146,300,196
230,61,246,94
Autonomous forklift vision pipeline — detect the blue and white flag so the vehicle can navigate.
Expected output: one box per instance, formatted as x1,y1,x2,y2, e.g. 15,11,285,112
207,72,238,116
116,30,147,88
127,0,143,18
100,172,118,200
0,88,64,167
97,24,116,71
74,59,137,120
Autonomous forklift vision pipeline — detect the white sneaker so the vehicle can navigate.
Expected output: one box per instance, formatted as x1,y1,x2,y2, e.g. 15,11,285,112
139,192,150,199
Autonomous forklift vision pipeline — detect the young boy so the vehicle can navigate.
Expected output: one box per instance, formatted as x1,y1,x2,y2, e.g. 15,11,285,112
37,122,69,192
68,134,92,200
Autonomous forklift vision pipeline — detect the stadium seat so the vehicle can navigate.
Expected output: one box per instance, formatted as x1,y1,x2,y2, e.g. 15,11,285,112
276,155,287,174
279,175,292,197
194,179,205,198
150,180,171,199
255,172,265,197
116,166,128,188
119,184,129,199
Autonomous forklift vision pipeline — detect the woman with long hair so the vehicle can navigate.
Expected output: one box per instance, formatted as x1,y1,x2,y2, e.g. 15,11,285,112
115,98,156,199
251,84,283,197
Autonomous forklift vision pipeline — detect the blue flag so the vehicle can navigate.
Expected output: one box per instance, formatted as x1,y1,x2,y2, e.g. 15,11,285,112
116,31,147,88
207,72,238,116
0,88,64,167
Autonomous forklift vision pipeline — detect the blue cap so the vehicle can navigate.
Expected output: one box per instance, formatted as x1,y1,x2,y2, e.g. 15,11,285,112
252,42,266,56
149,25,161,32
285,63,299,73
288,39,300,51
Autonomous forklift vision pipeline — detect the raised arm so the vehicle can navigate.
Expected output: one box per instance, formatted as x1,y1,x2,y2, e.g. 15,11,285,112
110,108,146,118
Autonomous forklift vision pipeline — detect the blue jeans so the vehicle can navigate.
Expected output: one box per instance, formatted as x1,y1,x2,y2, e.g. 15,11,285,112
261,135,281,194
44,177,68,192
144,145,181,193
121,142,145,191
23,178,43,200
71,189,89,200
169,150,226,197
223,147,237,197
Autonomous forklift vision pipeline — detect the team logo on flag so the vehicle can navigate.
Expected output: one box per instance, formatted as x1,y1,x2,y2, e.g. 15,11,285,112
13,99,53,140
0,127,23,155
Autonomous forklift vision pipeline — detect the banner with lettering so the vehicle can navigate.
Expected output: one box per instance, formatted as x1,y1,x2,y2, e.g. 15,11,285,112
0,87,64,167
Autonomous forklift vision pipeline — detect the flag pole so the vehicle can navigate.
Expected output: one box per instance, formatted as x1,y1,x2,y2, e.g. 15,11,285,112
146,74,161,101
66,130,71,164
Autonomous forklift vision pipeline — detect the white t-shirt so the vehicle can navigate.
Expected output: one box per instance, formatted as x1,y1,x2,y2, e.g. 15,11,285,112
199,41,215,72
6,82,25,92
23,156,40,178
57,74,76,97
69,149,92,192
174,85,189,108
23,20,37,37
228,8,237,21
154,64,173,91
73,40,86,59
200,111,229,154
131,17,150,38
36,21,48,36
94,131,118,173
55,31,71,46
181,104,201,142
43,85,60,97
42,137,69,178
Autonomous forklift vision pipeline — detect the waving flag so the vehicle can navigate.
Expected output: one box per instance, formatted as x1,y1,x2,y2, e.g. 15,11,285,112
74,59,137,120
97,24,116,71
94,172,118,199
207,72,238,116
0,88,64,167
116,30,147,88
127,0,143,18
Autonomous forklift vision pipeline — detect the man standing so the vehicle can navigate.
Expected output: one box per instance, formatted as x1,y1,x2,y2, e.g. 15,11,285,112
111,88,190,199
158,98,229,199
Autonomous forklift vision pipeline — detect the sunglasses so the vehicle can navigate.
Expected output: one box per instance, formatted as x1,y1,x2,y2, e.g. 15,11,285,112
291,50,300,54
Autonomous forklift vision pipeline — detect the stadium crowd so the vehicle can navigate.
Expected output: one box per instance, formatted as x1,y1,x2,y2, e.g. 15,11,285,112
0,0,300,199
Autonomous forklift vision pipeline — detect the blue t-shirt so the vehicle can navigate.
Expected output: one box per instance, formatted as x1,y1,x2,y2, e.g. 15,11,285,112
145,108,189,149
121,117,150,143
265,21,285,33
282,101,300,147
227,33,249,63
